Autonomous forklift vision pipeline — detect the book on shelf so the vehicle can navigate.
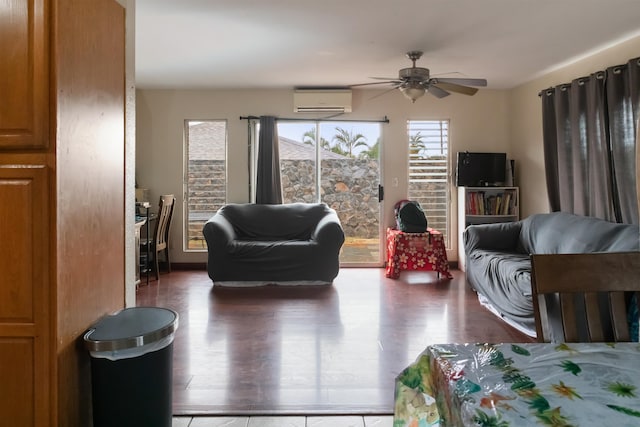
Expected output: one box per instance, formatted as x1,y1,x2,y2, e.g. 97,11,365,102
502,193,511,215
466,189,516,216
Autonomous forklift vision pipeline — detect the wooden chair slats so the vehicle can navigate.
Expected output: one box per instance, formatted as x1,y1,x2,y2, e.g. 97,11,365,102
531,252,640,343
560,293,579,342
611,291,631,342
584,292,604,342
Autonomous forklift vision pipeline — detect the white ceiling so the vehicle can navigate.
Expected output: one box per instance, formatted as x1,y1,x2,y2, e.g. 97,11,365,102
135,0,640,90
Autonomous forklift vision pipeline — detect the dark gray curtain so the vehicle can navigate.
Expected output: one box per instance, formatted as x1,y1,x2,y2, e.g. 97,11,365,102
541,56,639,224
541,90,561,211
255,116,283,204
606,57,640,224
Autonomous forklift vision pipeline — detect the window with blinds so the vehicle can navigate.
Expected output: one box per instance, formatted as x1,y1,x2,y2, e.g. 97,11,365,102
407,120,451,247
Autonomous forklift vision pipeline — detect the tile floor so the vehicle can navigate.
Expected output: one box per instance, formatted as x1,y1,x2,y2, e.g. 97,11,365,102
172,415,393,426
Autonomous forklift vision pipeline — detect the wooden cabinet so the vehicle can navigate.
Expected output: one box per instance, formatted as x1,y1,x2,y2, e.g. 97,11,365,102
457,186,519,271
0,165,49,426
0,1,52,424
0,0,49,149
0,1,126,425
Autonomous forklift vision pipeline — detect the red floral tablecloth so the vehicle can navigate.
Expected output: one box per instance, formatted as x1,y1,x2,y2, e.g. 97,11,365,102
385,227,452,279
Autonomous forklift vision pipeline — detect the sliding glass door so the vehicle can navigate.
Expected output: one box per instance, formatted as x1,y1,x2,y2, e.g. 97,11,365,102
277,121,382,266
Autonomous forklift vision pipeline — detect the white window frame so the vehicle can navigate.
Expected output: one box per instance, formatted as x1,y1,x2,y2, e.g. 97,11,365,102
407,119,451,248
183,119,228,252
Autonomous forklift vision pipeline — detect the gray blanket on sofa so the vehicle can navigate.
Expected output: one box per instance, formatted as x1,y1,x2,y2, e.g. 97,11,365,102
464,212,640,335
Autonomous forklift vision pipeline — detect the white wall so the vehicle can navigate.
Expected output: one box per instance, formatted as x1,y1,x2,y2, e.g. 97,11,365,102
136,88,510,263
509,34,640,217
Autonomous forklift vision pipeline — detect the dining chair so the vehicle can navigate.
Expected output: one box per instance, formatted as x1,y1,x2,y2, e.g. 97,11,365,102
530,251,640,343
141,194,175,280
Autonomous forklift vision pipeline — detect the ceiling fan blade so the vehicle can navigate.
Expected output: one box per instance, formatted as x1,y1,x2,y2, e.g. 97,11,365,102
368,86,400,101
433,82,478,96
370,76,399,80
426,84,450,99
350,80,399,87
432,77,487,87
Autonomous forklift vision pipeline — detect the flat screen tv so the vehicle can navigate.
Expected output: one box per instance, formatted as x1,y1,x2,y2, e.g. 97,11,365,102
456,152,507,187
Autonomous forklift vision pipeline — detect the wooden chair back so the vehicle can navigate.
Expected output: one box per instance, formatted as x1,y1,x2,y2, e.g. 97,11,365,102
154,194,175,252
531,252,640,342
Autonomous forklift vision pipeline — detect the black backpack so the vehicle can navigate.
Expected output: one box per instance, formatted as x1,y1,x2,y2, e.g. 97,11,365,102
394,200,428,233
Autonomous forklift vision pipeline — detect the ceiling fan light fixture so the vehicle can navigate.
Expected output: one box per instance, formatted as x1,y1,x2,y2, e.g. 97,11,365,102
400,82,425,103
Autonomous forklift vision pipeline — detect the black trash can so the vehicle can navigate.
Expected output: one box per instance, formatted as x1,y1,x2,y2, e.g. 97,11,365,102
84,307,179,427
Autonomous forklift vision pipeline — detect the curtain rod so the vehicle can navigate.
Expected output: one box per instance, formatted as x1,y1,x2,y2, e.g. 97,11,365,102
538,65,612,97
240,115,389,123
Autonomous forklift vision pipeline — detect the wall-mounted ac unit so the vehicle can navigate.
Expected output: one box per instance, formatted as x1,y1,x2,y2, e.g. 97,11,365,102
293,89,352,113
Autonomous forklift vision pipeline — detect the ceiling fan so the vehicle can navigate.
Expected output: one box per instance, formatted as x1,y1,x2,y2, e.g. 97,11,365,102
351,51,488,103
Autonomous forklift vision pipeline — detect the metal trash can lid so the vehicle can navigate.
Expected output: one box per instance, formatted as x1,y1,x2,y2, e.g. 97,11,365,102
84,307,179,352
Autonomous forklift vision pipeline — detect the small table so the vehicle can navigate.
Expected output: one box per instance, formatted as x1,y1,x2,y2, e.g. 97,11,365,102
136,203,155,286
386,227,452,279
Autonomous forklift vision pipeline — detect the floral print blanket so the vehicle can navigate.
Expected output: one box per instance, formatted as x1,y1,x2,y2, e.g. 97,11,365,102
394,342,640,426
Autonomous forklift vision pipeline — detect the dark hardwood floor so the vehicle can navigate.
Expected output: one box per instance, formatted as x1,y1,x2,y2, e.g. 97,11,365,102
136,267,533,416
